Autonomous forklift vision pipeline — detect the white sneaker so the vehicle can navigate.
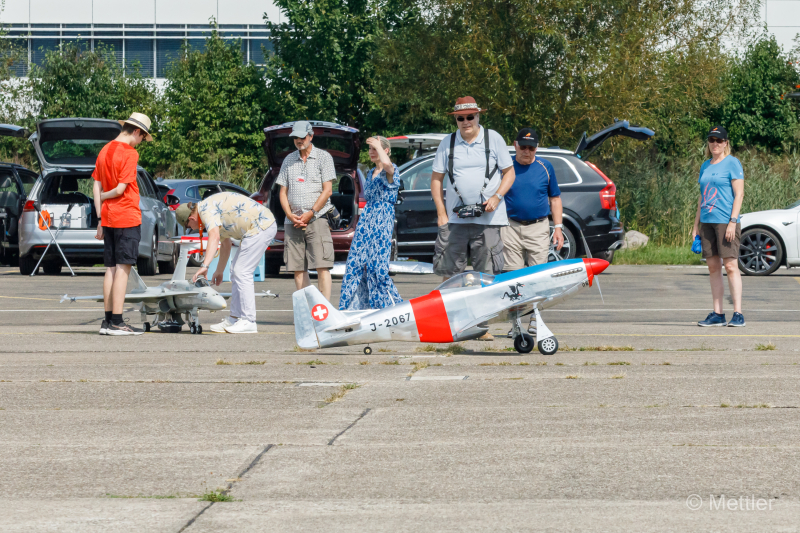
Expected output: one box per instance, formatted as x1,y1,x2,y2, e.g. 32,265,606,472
224,319,258,334
210,317,237,333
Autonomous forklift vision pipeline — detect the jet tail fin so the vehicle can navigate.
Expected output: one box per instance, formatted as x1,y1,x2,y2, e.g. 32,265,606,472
292,286,349,349
171,241,195,282
128,265,148,293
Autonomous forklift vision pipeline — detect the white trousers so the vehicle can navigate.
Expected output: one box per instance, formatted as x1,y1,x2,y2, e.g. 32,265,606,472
230,224,277,322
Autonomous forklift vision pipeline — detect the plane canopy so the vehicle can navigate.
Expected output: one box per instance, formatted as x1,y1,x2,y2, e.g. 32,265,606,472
435,272,497,291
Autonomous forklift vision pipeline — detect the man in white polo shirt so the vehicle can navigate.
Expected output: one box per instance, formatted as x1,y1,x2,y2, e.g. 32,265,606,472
430,96,516,341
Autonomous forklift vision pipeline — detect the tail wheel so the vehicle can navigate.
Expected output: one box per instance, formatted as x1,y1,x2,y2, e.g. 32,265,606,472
537,337,559,356
364,346,373,355
514,333,535,354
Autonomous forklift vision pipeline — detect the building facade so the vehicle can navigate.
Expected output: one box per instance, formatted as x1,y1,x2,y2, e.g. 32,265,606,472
0,0,281,78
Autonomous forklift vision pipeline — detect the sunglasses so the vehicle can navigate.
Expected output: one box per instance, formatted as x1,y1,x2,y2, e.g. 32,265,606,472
456,114,476,122
518,145,537,151
708,137,727,144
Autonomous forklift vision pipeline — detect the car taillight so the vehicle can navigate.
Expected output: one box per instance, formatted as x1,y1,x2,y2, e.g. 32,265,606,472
23,200,35,212
587,161,616,210
255,199,263,204
358,199,366,209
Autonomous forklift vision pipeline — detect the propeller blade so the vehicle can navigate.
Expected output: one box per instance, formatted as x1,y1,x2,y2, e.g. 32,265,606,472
579,229,605,304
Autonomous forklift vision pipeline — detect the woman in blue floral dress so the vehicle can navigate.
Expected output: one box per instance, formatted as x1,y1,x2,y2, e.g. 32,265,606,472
339,136,403,310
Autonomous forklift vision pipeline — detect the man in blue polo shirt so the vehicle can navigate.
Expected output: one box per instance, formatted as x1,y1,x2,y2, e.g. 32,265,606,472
502,128,564,272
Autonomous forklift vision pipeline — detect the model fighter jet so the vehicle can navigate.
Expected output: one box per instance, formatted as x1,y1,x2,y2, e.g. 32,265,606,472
61,240,277,334
293,258,609,356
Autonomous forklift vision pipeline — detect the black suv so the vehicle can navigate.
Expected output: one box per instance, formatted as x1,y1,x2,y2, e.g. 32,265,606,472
391,121,653,262
0,160,38,266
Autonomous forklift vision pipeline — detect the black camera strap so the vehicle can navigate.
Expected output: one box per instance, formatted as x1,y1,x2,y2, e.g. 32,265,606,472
447,127,499,207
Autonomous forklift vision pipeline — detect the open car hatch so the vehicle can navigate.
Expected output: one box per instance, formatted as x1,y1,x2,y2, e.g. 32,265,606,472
32,118,122,171
263,121,361,172
574,120,654,159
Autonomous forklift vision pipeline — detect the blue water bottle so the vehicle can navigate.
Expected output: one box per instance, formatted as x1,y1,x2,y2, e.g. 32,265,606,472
691,235,702,254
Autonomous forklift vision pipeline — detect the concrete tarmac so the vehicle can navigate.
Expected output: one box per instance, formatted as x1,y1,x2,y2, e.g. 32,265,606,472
1,264,799,531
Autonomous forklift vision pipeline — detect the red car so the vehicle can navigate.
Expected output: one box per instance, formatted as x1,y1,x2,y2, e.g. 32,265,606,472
251,121,365,276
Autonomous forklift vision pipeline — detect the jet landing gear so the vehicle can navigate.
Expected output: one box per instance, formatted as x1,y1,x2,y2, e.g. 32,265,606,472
186,309,202,335
363,346,372,355
512,307,559,355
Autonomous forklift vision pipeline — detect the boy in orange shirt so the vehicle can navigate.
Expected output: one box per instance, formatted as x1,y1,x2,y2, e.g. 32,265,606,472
92,113,153,335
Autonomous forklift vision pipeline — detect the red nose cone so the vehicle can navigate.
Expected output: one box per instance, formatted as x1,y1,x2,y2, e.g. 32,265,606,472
582,258,609,286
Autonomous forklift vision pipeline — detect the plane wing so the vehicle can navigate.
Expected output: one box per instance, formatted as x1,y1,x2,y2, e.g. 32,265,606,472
453,295,546,336
219,290,278,299
61,290,201,304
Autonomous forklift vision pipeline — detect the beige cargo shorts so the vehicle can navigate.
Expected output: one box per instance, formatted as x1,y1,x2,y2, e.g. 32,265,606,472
433,223,504,277
284,217,335,271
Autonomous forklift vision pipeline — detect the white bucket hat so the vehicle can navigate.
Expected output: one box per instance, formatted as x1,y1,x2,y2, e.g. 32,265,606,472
119,112,154,141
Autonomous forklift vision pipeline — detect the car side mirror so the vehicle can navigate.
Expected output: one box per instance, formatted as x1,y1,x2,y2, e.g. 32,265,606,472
165,194,181,207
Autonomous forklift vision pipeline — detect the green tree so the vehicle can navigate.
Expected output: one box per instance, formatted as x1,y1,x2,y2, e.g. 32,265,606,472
715,35,800,152
373,0,758,154
149,30,272,178
265,0,408,133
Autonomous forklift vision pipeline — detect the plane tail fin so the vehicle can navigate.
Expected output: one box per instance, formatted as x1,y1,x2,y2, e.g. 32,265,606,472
292,286,348,349
171,241,195,282
128,265,148,293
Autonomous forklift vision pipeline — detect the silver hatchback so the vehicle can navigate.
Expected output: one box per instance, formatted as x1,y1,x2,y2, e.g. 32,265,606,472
0,118,179,276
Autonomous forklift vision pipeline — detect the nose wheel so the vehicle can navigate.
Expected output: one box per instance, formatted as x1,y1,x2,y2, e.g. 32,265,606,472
190,323,203,335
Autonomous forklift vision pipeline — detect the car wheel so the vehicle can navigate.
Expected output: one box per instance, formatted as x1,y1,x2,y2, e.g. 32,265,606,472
548,224,576,262
188,252,202,267
43,261,63,275
739,228,783,276
158,241,179,275
595,249,615,263
137,232,158,276
265,258,282,277
19,254,38,275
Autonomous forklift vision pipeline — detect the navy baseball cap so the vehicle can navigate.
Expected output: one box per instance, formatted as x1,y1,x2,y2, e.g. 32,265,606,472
516,128,539,147
707,125,728,140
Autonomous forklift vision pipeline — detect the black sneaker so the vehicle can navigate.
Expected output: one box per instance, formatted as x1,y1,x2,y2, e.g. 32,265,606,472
99,320,109,335
107,320,144,336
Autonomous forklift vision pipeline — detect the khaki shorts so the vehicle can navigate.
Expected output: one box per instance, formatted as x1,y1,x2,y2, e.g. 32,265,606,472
433,223,504,277
501,218,550,270
284,217,334,271
699,222,740,259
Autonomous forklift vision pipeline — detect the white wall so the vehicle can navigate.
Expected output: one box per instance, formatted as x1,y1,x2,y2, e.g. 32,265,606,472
1,0,279,25
764,0,800,53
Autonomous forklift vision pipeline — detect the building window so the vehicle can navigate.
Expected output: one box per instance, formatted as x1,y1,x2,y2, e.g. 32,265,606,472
95,39,123,68
156,39,183,77
126,39,154,77
30,38,59,67
249,39,272,66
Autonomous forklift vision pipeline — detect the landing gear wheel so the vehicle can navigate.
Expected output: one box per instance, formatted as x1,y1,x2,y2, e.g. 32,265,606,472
143,322,150,332
190,324,197,334
196,325,202,335
364,346,372,355
514,333,535,354
537,337,559,356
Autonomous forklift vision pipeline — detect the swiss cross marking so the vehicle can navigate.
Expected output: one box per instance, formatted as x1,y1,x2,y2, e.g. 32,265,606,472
312,304,329,321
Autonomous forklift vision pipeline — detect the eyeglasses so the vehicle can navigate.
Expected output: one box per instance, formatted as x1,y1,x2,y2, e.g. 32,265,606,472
708,137,726,144
518,145,537,151
456,114,476,122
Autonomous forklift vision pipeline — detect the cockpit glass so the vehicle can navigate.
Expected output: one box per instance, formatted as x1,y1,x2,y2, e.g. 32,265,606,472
194,278,210,288
435,272,496,291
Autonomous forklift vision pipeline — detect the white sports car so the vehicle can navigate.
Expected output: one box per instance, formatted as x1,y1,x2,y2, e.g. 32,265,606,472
739,199,800,275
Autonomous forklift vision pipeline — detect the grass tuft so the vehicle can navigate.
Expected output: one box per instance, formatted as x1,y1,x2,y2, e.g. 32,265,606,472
359,361,370,365
579,345,634,352
292,345,317,352
755,342,776,351
408,361,429,376
380,360,400,365
299,359,325,365
611,373,626,379
378,348,394,353
325,383,359,403
216,359,231,365
416,345,437,352
582,362,598,366
565,375,580,379
519,361,530,366
735,403,771,408
607,361,631,366
199,489,233,502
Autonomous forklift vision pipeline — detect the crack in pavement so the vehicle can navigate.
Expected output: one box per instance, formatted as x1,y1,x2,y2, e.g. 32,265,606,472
328,408,372,445
177,444,274,533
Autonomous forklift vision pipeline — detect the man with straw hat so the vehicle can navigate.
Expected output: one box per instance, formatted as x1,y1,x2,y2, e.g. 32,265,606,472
175,193,277,334
92,112,153,336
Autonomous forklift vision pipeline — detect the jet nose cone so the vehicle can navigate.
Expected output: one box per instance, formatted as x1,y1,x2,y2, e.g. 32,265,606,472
583,258,610,276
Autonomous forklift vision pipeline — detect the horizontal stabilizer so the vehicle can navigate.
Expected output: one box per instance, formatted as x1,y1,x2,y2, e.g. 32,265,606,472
322,318,362,333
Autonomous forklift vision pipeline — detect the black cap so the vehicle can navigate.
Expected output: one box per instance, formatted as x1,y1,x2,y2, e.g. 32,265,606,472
707,125,728,140
516,128,539,147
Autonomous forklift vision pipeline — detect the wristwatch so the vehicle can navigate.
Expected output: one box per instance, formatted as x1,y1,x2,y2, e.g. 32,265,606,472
729,216,740,223
554,224,564,229
494,194,504,201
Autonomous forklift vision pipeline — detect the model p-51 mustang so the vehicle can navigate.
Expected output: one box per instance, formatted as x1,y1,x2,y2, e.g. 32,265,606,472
61,240,277,334
293,258,609,355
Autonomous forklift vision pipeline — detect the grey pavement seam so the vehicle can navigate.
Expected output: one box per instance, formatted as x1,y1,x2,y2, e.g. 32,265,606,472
178,445,275,532
328,408,372,445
